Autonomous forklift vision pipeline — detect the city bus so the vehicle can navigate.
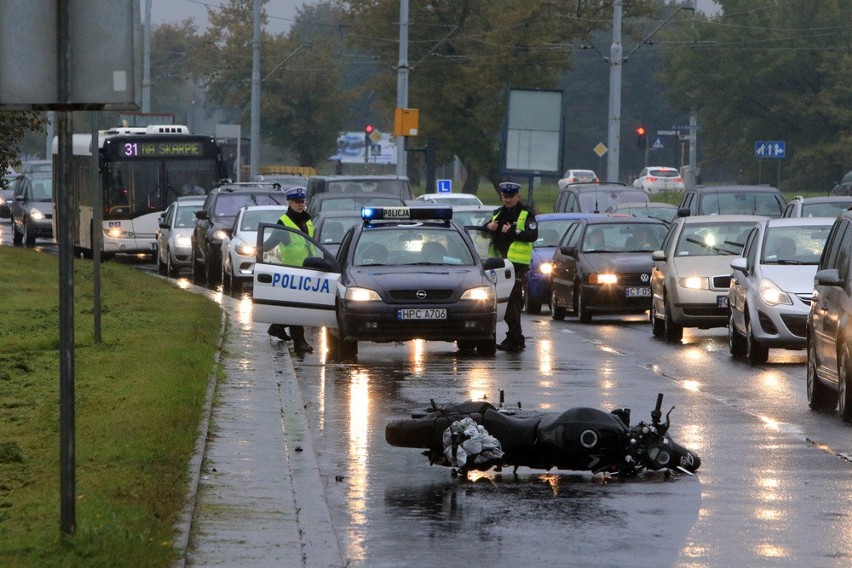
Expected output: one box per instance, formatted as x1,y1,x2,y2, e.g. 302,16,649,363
54,125,227,256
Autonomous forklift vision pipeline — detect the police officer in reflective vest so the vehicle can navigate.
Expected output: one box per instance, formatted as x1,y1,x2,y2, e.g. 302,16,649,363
484,182,538,352
267,187,316,353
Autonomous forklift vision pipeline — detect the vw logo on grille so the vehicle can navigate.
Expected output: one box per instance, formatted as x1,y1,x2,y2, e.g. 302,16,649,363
640,273,650,283
416,289,428,300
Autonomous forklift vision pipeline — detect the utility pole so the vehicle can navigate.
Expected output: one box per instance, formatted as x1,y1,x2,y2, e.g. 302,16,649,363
687,0,698,187
395,0,409,177
250,0,261,178
605,1,623,183
142,0,151,113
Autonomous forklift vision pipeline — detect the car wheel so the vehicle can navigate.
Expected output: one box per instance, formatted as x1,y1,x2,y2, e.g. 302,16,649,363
839,344,852,422
663,296,683,343
577,285,592,323
230,272,242,295
11,216,22,245
456,340,476,352
340,338,358,361
651,301,665,338
550,289,566,321
205,250,220,288
808,339,836,411
745,319,768,365
157,250,167,276
476,337,497,357
524,282,541,315
167,252,178,278
23,218,35,245
191,247,205,285
728,311,746,358
221,260,231,294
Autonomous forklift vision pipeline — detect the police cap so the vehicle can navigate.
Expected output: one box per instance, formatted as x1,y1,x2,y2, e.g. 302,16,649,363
498,182,521,195
286,187,307,201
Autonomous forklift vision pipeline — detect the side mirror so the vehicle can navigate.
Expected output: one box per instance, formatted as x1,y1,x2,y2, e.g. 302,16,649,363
677,207,691,218
158,222,169,229
482,257,504,271
559,244,577,256
730,257,748,275
651,250,666,262
195,210,208,220
815,268,843,287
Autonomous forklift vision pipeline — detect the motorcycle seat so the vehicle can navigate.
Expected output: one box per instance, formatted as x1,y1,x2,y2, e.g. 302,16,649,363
482,409,540,452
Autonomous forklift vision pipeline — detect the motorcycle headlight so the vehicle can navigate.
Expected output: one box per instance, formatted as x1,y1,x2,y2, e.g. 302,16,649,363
759,278,792,306
679,276,709,290
538,262,553,275
29,207,45,220
461,286,494,301
345,287,381,302
646,443,673,470
589,273,618,285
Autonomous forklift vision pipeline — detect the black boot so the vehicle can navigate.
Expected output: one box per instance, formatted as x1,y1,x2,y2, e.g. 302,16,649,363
268,324,291,341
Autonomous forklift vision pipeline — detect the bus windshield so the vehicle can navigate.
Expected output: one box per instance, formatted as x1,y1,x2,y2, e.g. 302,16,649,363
104,159,218,219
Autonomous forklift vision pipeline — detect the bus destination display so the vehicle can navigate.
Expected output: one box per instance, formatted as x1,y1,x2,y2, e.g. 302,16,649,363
122,141,204,158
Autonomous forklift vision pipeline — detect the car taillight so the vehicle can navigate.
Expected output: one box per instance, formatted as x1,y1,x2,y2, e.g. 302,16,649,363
647,176,658,182
675,177,683,182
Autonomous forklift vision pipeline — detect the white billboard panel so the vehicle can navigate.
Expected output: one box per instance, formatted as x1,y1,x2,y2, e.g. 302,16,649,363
503,89,563,175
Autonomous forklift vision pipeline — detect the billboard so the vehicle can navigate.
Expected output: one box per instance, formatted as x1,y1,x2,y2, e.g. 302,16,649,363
502,89,563,175
330,131,398,165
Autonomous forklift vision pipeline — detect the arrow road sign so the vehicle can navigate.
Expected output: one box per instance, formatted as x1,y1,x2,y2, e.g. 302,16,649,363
754,141,786,158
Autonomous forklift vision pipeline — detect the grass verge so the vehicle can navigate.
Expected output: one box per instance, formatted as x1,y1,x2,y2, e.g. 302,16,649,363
0,247,220,567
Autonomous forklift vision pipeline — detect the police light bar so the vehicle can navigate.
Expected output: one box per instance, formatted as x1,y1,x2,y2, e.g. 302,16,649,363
361,206,453,222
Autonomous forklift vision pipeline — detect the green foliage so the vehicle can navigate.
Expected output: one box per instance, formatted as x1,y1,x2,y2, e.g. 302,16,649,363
0,248,220,566
660,0,852,191
150,20,204,123
0,112,48,174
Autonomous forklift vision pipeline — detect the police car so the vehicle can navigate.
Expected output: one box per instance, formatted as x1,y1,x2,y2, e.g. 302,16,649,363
251,206,515,360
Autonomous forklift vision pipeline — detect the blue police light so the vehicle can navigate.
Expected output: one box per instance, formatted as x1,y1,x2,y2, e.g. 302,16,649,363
361,206,453,222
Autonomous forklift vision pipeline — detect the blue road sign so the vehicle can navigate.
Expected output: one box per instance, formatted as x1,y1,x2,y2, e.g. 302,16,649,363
437,179,452,193
651,137,665,150
754,141,786,158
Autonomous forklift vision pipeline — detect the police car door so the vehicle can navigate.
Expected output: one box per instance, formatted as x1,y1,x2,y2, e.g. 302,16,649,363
252,223,340,329
465,227,515,320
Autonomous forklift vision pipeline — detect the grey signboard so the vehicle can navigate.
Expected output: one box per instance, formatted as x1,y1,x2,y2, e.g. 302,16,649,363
503,89,563,175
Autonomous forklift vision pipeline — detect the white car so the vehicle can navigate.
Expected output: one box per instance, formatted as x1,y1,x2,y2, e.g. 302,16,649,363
557,169,599,189
633,166,685,193
157,196,205,277
650,214,766,342
221,204,289,294
728,217,833,364
415,192,483,206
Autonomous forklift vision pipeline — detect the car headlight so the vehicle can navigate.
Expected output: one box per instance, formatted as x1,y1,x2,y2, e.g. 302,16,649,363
679,276,709,290
175,235,192,248
29,207,45,220
759,278,792,306
345,287,381,301
232,238,256,256
213,229,229,241
589,273,618,285
461,286,495,301
539,262,553,275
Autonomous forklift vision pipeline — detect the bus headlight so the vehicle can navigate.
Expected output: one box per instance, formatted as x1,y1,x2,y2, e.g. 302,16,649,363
105,227,133,238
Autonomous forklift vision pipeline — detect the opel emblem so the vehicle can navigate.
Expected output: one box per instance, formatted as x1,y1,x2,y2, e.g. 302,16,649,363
416,289,427,300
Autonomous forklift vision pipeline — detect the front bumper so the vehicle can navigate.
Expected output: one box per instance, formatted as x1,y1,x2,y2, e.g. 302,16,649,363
338,300,497,342
581,284,652,315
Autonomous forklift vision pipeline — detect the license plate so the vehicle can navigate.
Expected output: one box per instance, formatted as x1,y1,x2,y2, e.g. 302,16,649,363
397,308,447,320
625,287,651,297
717,295,729,308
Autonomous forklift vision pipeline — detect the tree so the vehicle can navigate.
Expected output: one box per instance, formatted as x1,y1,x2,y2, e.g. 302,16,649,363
661,0,852,190
343,0,654,194
0,112,48,183
150,20,204,123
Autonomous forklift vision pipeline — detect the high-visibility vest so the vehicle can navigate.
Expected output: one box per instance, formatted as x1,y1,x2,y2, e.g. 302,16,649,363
276,214,315,266
490,209,532,265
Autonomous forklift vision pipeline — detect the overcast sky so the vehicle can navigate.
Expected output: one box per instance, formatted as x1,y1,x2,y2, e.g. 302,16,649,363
149,0,721,35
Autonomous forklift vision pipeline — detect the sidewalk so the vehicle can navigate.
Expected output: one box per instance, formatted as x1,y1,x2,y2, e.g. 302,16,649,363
174,291,345,567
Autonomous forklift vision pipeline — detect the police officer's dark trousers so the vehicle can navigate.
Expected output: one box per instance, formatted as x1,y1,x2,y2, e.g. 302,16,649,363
505,264,528,345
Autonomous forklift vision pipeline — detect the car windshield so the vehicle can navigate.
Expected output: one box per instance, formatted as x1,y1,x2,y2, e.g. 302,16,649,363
326,179,408,196
214,193,286,217
240,208,287,231
175,205,201,228
314,195,403,213
578,190,648,212
534,219,577,247
317,216,360,245
801,202,852,217
675,221,757,256
699,192,783,217
761,225,831,265
29,178,53,201
453,209,494,227
581,222,668,253
649,169,678,178
353,226,475,266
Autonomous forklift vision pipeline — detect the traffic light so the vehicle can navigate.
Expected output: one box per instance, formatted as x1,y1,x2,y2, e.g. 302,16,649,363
635,126,646,149
364,124,375,146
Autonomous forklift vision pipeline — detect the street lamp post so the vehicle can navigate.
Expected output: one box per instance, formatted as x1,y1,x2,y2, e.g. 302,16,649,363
250,0,261,179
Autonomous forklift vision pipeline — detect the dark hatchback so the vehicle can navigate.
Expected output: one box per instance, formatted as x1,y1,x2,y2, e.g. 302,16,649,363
549,217,669,323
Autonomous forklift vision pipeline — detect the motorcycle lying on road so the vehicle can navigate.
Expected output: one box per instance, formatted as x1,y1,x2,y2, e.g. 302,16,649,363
385,392,701,478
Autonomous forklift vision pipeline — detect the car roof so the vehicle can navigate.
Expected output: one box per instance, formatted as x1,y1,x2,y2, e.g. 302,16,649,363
690,184,781,193
309,175,409,181
583,216,668,226
764,216,837,228
679,214,767,224
792,195,852,204
646,166,678,171
177,195,206,203
212,182,284,193
310,191,403,201
612,201,675,209
560,182,629,192
536,212,602,221
238,204,288,213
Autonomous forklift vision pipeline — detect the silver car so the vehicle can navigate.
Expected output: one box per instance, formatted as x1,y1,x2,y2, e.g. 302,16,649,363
650,214,766,342
221,204,288,294
728,217,833,364
156,196,205,277
10,173,54,245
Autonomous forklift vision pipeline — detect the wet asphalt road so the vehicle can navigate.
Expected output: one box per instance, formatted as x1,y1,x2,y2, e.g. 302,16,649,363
5,222,852,567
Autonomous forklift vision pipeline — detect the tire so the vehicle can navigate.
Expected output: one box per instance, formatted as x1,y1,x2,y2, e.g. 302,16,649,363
11,216,22,245
550,289,566,321
205,246,220,288
651,301,665,338
745,319,768,365
230,272,242,295
340,338,358,361
839,344,852,422
191,247,205,285
457,340,476,352
808,339,836,411
663,296,683,343
476,337,497,357
577,285,592,323
167,253,178,278
524,282,541,315
157,251,167,276
221,260,231,294
23,218,35,245
728,312,746,358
